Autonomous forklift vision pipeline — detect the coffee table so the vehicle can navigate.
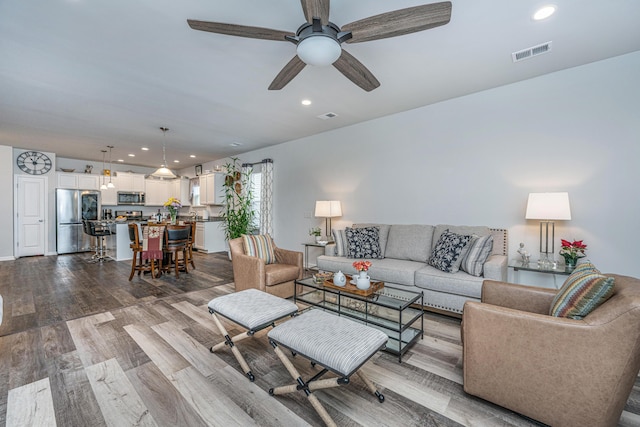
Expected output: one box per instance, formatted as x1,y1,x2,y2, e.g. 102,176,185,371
294,277,424,362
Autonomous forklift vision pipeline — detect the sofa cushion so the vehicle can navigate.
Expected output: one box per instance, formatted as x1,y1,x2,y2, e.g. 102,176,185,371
345,227,383,259
460,235,494,277
432,225,490,252
550,262,615,320
415,265,485,298
353,224,391,257
428,230,472,273
332,229,348,257
384,224,435,262
242,234,276,264
317,256,422,287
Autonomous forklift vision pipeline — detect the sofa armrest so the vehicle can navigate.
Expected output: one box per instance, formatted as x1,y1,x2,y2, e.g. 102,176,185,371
275,247,303,279
232,252,266,292
482,280,557,314
482,254,507,281
324,243,336,256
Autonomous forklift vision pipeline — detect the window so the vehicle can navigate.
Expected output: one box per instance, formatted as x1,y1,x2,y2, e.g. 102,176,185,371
250,171,261,232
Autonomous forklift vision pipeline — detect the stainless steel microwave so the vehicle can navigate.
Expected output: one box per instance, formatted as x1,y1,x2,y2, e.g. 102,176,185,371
117,191,145,206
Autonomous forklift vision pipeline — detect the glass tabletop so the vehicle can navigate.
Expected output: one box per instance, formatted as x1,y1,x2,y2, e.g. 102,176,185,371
509,259,573,275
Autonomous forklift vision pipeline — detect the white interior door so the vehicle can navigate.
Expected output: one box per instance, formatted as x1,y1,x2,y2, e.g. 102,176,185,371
16,175,47,257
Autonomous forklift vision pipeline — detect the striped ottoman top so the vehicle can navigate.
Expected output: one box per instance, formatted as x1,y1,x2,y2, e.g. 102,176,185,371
268,310,388,377
208,289,298,331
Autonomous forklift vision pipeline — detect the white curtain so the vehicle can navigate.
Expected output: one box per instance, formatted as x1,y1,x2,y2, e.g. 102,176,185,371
260,160,273,236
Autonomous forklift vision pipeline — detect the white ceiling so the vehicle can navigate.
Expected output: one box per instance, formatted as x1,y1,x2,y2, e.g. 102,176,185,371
2,0,640,170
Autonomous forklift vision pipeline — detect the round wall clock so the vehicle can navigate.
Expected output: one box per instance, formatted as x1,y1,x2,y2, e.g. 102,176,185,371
16,151,53,175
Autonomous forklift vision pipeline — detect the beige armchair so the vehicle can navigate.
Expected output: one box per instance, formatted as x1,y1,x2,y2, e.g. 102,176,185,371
462,275,640,427
228,237,303,299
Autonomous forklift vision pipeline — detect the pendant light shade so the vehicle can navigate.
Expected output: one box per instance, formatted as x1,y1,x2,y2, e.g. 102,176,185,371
107,145,115,188
100,149,108,190
152,127,177,179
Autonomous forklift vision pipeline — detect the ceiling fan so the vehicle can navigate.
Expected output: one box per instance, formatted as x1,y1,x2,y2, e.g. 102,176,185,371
187,0,452,91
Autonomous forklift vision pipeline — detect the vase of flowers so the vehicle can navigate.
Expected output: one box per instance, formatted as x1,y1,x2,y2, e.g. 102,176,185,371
559,239,587,269
164,197,181,224
353,261,372,289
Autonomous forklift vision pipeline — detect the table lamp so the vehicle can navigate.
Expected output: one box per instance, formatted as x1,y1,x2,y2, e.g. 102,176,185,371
314,200,342,240
525,192,571,268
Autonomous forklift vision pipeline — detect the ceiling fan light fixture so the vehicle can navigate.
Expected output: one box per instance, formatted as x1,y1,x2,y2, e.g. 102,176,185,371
296,36,341,66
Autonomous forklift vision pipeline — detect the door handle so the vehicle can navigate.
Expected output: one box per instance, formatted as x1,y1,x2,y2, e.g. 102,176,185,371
38,219,44,222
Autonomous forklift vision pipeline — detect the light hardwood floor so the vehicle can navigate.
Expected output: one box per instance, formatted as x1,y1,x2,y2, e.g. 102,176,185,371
0,252,638,426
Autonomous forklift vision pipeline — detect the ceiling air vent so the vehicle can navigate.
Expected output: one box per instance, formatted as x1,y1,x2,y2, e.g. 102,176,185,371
317,112,338,120
512,41,552,63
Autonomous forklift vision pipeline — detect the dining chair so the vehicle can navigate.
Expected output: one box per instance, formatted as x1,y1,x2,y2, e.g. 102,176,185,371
128,223,161,280
162,225,191,278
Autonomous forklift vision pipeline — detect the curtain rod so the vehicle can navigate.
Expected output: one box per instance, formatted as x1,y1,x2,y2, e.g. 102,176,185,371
242,158,273,167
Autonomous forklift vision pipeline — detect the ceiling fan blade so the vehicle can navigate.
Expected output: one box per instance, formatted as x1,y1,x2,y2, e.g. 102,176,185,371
268,56,307,90
300,0,330,25
332,50,380,92
187,19,293,41
342,2,452,44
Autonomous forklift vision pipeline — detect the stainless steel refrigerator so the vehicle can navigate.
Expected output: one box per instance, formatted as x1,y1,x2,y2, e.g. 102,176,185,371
56,189,101,254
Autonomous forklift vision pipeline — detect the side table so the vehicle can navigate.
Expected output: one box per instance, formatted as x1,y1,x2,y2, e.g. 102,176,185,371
302,242,327,271
509,259,573,288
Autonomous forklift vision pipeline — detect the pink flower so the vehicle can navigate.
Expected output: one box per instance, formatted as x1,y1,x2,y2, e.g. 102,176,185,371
352,260,372,272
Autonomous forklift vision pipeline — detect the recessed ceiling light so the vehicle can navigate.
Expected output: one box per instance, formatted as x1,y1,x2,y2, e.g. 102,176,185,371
128,154,135,157
533,5,556,20
190,154,196,158
173,160,180,163
301,99,312,106
230,142,243,147
141,147,149,151
117,159,124,162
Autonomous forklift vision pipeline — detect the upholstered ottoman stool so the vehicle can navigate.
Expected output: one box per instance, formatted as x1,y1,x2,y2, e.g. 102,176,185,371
268,310,388,427
208,288,298,381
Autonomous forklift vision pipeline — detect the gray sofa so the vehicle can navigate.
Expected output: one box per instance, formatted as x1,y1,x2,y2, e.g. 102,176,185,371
316,224,508,315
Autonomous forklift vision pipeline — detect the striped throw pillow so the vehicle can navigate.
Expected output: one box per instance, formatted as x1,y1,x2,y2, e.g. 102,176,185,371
550,263,615,320
242,234,276,265
332,229,348,257
460,235,494,277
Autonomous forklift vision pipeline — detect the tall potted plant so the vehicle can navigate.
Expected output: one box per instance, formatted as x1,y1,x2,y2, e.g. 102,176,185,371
220,157,255,246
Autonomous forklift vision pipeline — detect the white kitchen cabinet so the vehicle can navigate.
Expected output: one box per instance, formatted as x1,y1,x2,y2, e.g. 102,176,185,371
57,172,100,190
101,186,117,205
115,172,145,192
199,173,225,205
194,221,226,253
172,177,191,206
144,179,172,206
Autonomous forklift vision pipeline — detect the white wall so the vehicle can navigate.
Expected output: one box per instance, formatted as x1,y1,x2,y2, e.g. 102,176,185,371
0,146,14,260
239,51,640,280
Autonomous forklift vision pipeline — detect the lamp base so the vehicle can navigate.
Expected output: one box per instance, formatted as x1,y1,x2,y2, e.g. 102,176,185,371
537,253,558,270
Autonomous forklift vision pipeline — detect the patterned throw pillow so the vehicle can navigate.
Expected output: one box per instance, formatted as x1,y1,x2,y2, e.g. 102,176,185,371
242,234,276,264
460,235,494,277
345,226,382,259
549,263,615,320
428,229,472,273
332,229,348,257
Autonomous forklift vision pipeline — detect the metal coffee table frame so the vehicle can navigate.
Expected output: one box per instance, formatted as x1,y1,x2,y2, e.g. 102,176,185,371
294,277,423,362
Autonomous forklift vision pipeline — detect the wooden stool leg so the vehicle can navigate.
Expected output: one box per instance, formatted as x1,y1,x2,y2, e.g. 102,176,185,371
356,370,384,402
210,313,254,381
270,343,337,427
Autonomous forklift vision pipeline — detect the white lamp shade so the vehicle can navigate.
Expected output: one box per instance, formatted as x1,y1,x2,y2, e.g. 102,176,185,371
151,166,177,179
315,200,342,218
525,192,572,220
297,36,341,66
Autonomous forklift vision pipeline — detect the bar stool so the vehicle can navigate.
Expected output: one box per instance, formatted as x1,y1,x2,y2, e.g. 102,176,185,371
85,220,112,262
128,223,160,280
162,225,190,278
184,221,196,270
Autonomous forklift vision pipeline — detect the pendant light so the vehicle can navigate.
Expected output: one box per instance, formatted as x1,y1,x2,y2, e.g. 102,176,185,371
107,145,115,188
100,149,108,190
151,127,177,179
